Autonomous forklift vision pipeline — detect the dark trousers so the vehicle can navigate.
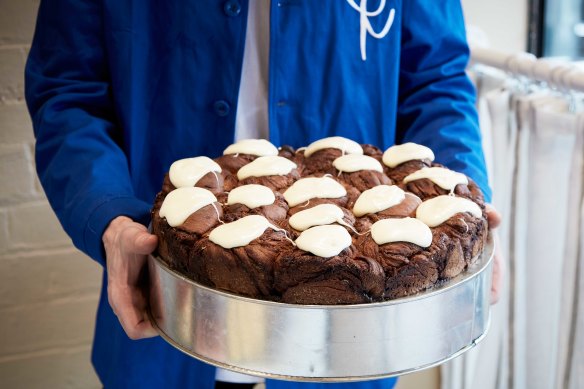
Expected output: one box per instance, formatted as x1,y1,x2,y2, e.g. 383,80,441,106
215,382,257,389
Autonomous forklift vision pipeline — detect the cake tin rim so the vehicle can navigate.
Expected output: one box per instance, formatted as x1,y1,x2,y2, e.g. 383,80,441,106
149,233,494,309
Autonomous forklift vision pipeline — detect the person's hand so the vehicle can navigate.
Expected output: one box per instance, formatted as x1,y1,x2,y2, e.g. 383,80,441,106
103,216,159,339
484,204,504,304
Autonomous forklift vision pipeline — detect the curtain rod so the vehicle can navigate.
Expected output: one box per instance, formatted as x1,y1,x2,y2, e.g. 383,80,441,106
470,46,584,93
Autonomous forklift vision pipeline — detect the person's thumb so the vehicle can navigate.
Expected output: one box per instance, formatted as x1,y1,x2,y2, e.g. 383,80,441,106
485,204,502,229
125,227,158,255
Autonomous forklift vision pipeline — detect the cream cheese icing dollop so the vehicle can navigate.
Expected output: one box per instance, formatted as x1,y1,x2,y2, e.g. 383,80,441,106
416,195,482,227
283,176,347,207
403,167,468,191
237,156,297,180
371,217,432,248
209,215,284,249
227,184,276,209
353,185,406,217
169,157,222,188
289,204,347,231
333,154,383,173
223,139,279,157
304,136,363,157
382,142,435,168
295,225,352,258
159,187,218,227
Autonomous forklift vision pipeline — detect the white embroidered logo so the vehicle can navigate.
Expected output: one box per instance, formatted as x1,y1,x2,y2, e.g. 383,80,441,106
346,0,395,61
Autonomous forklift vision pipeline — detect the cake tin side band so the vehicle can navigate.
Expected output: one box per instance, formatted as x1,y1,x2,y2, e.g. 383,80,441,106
148,236,494,380
148,308,491,382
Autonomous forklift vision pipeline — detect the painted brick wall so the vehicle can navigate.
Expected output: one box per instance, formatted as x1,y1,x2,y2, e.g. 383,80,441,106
0,2,440,388
0,1,102,388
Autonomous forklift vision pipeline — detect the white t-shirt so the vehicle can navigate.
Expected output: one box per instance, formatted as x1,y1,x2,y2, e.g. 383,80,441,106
233,0,270,143
216,0,269,384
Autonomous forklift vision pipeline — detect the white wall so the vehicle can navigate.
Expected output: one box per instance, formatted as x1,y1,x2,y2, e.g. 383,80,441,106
0,1,102,387
462,0,529,53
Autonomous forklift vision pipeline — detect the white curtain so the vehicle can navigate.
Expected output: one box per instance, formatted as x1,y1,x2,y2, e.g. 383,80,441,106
441,67,584,389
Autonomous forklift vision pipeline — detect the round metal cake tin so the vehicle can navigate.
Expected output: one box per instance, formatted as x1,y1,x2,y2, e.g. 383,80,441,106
147,236,494,382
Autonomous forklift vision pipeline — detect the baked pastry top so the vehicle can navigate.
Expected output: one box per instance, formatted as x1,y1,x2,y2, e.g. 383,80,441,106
152,137,488,304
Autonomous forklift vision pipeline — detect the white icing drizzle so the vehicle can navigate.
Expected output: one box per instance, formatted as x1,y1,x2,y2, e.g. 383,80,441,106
211,202,224,224
382,143,435,168
236,156,297,180
458,217,469,233
283,176,347,207
211,171,220,186
333,154,383,173
370,217,432,248
353,185,406,217
159,187,218,227
169,157,222,188
295,225,352,258
289,204,352,232
403,167,468,191
209,215,287,249
227,184,276,209
416,195,482,227
223,139,279,157
304,136,363,157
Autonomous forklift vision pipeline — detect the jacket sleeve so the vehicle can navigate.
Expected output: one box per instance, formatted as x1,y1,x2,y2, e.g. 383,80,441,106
25,0,151,266
396,0,492,202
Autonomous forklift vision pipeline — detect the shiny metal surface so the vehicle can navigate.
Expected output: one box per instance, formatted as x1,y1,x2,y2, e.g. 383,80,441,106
148,236,494,382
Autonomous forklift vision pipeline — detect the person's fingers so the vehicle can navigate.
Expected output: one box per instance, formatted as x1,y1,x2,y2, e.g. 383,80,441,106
134,314,159,339
111,292,157,339
490,252,502,304
490,233,504,304
482,205,503,304
103,216,159,340
485,204,502,229
112,283,158,339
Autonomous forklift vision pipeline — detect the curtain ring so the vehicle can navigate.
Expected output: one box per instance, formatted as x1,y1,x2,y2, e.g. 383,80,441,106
528,57,540,80
560,66,582,112
561,66,581,91
558,67,573,92
503,52,536,75
503,54,518,74
549,65,569,91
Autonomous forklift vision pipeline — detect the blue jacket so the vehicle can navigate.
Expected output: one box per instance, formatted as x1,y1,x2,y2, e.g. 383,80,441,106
26,1,489,388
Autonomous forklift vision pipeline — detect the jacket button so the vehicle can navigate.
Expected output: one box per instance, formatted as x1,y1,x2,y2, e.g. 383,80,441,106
213,100,231,117
223,1,241,17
